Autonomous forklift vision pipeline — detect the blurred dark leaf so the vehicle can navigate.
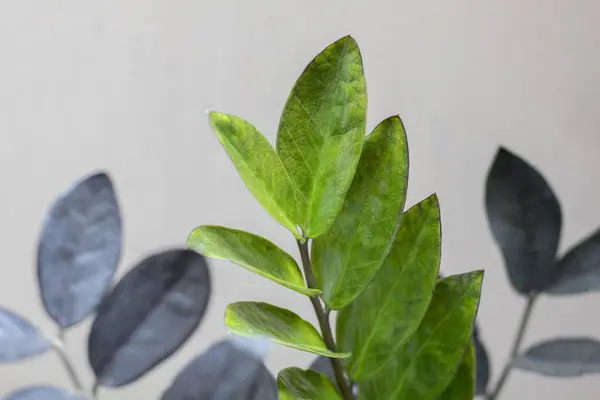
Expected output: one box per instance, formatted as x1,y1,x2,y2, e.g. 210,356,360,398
37,172,122,328
473,326,490,396
161,339,276,400
88,249,210,387
485,147,562,294
515,338,600,377
0,307,50,362
5,386,85,399
548,228,600,295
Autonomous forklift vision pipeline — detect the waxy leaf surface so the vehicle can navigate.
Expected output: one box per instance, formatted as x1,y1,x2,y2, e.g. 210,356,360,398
438,341,476,400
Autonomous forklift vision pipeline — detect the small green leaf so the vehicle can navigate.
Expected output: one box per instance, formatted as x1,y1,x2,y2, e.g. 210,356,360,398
438,341,476,400
336,195,441,381
312,116,409,309
208,112,300,238
358,272,483,400
188,226,319,296
278,367,342,400
276,35,367,238
225,302,350,359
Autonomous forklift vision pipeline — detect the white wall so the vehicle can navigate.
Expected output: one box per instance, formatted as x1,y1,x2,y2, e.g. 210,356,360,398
1,1,599,398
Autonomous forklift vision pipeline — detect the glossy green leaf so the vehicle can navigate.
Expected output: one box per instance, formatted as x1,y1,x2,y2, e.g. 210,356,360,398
225,302,349,359
278,367,341,400
312,116,409,309
208,112,299,238
187,226,318,296
276,35,367,238
358,272,483,400
438,341,476,400
336,195,441,381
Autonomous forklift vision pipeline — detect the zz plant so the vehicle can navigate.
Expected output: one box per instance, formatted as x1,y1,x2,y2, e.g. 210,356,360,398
187,35,484,399
475,147,600,399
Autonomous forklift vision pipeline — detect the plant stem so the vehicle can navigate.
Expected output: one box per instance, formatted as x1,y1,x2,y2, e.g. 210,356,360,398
52,330,85,392
487,294,537,400
297,240,355,400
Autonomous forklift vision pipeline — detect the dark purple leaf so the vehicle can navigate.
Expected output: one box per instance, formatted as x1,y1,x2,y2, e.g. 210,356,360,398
88,249,210,387
485,147,562,294
37,172,122,328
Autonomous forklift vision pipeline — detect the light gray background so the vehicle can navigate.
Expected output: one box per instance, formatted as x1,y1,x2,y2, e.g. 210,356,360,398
1,1,599,398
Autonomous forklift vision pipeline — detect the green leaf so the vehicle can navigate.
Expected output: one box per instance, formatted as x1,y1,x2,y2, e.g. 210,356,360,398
358,272,483,400
208,112,300,238
312,116,409,309
438,341,476,400
225,302,350,359
277,367,342,400
187,226,319,296
336,195,441,381
276,35,367,238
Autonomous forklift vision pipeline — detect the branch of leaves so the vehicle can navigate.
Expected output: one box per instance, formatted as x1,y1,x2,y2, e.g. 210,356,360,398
474,147,600,397
0,173,277,400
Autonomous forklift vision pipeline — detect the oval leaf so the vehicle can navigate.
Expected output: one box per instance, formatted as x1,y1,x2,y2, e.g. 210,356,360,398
225,302,349,358
312,116,409,309
0,308,50,362
88,249,210,387
548,228,600,295
276,35,367,238
336,195,441,381
5,386,85,400
514,337,600,377
278,367,341,400
37,172,122,327
187,226,318,296
473,325,490,395
438,341,476,400
358,272,483,400
485,147,562,294
162,339,277,400
208,112,299,238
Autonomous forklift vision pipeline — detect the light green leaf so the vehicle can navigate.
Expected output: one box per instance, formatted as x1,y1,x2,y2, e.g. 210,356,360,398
276,35,367,238
225,302,350,359
358,272,483,400
278,367,342,400
438,341,476,400
336,194,441,381
312,116,409,309
208,112,300,238
187,226,319,296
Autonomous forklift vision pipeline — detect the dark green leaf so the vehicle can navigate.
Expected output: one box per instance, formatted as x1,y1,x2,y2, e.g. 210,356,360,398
162,339,277,400
187,226,318,296
485,147,562,294
225,302,349,358
276,35,367,238
308,356,336,390
278,367,341,400
548,227,600,295
514,338,600,376
438,341,476,400
0,307,50,362
208,112,299,238
358,272,483,400
38,172,122,328
88,249,210,387
5,386,85,400
312,116,409,309
473,326,490,396
336,195,441,381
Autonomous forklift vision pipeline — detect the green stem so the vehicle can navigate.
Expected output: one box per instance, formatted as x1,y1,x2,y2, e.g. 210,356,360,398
486,294,537,400
297,240,355,400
